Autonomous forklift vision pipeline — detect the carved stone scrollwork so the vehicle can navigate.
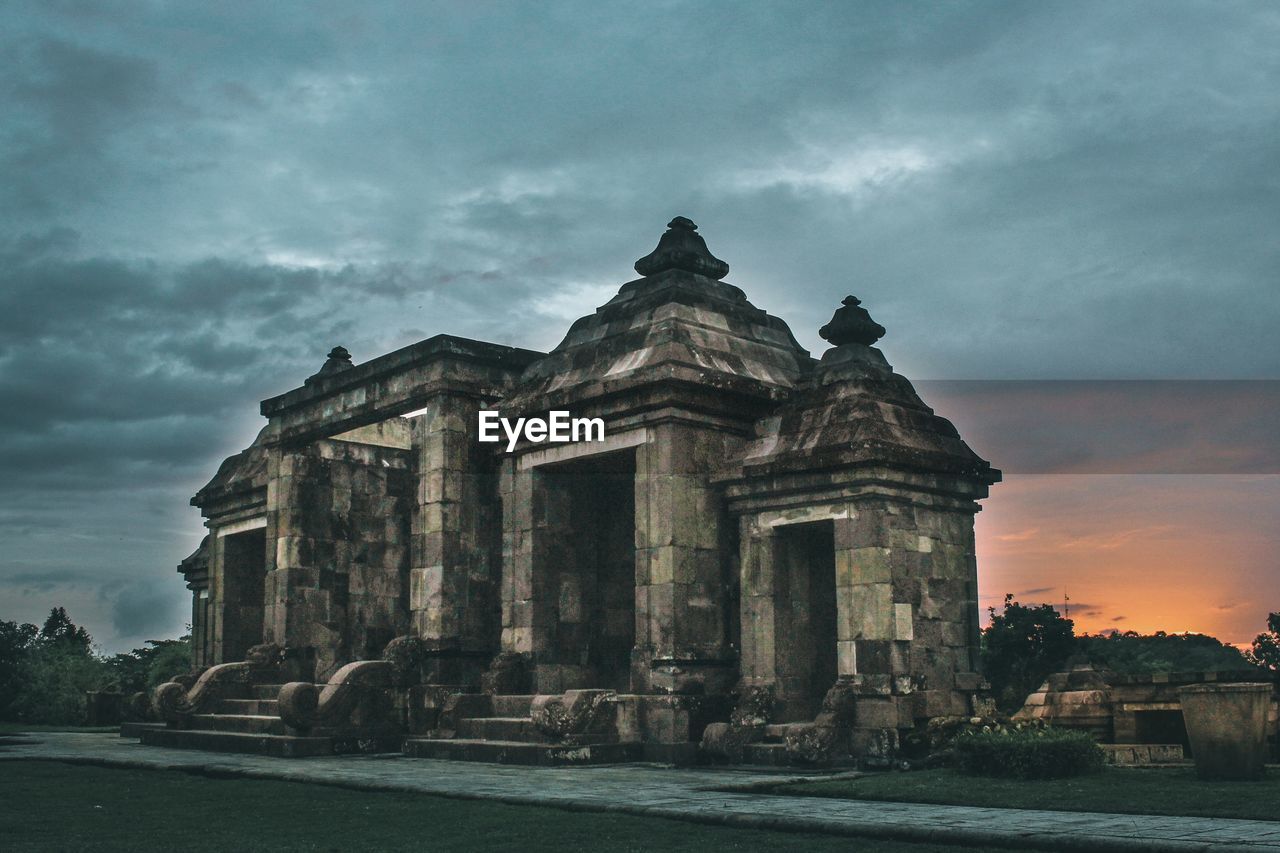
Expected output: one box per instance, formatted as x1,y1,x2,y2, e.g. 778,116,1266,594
530,689,615,741
245,642,285,667
784,680,859,764
381,636,426,688
153,662,252,724
123,691,153,723
479,651,529,695
277,660,393,733
700,684,776,762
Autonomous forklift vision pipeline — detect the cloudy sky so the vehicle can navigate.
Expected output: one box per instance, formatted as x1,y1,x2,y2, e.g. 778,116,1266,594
2,1,1276,653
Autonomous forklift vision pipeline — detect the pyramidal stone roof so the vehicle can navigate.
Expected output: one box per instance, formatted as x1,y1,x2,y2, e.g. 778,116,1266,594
504,217,813,416
722,296,1000,483
192,425,270,507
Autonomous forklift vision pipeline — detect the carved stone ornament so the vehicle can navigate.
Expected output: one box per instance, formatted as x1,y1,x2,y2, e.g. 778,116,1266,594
154,662,253,723
277,660,394,733
633,216,730,280
530,689,615,741
306,345,354,384
818,295,886,347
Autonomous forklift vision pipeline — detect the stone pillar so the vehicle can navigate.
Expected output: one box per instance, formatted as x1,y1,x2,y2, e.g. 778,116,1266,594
408,395,502,686
737,515,778,690
634,423,738,695
499,457,535,659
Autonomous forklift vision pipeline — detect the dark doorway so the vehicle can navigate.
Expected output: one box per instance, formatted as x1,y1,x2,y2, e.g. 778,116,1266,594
542,449,637,692
775,520,838,719
221,527,266,661
1135,709,1192,756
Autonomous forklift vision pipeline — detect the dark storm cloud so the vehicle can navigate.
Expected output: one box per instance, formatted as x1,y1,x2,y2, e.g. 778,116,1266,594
5,568,95,593
107,580,188,639
1,1,1277,649
2,37,164,216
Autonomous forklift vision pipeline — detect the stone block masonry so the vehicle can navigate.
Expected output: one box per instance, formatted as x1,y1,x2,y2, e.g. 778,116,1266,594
174,216,999,764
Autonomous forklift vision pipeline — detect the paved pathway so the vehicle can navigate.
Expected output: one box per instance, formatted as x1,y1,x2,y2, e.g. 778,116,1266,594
3,732,1279,851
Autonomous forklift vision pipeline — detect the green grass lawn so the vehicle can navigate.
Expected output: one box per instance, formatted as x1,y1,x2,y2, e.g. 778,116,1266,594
0,760,998,853
775,767,1280,822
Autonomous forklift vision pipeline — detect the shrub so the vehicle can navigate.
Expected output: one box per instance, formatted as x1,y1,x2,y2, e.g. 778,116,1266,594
954,726,1105,779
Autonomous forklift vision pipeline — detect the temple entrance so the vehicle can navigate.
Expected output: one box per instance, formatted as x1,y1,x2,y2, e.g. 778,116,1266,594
220,527,266,661
541,449,637,692
1135,709,1192,756
775,520,838,719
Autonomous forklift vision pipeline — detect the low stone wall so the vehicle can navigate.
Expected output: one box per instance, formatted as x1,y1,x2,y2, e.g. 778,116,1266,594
1100,743,1186,766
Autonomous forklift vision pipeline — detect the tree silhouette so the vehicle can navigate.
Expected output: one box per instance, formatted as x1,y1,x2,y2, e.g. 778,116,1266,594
981,594,1077,713
39,607,92,651
1246,612,1280,679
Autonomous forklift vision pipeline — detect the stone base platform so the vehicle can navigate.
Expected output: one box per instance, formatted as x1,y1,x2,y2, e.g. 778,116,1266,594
139,727,333,757
138,727,405,758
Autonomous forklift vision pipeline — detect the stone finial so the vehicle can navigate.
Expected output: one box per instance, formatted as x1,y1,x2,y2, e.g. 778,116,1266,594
307,345,354,383
634,216,730,279
818,295,886,347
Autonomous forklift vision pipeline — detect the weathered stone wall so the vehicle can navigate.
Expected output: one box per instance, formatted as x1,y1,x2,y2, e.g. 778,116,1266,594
1019,666,1280,759
266,437,413,680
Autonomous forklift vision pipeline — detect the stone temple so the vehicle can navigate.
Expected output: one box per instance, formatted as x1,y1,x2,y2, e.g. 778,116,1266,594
142,217,1000,765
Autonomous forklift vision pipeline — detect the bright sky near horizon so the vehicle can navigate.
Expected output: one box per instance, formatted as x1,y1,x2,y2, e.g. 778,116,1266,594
1,2,1276,652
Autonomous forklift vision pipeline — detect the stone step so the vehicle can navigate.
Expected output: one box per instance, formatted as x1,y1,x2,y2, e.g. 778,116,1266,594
455,716,550,743
139,727,332,758
250,684,283,700
216,698,279,716
189,714,287,735
404,737,641,766
489,694,535,717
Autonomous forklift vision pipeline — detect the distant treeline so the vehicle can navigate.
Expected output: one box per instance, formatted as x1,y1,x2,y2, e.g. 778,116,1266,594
1080,630,1252,675
0,607,190,725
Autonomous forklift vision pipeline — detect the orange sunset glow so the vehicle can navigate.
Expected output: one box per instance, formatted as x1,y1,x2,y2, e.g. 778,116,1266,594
975,474,1280,646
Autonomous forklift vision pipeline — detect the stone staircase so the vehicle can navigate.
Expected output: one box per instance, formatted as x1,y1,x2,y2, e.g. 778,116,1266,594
738,723,807,766
404,693,642,766
138,683,336,757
